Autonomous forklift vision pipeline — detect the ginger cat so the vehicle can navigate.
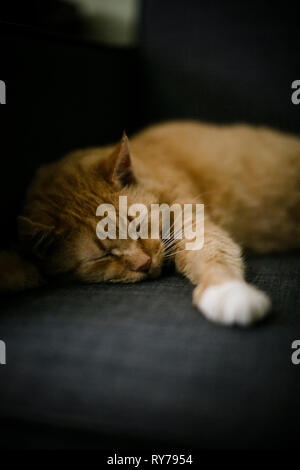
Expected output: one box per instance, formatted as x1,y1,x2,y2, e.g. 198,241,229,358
2,121,300,326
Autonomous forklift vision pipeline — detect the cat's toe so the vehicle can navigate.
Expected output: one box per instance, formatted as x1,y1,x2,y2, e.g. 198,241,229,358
196,280,271,326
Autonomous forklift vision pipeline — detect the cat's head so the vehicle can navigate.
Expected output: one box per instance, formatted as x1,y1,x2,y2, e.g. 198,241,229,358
18,134,165,283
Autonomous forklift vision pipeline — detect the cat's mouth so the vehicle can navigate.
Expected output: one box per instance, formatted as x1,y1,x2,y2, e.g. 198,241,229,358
111,260,162,283
132,265,162,282
148,264,162,279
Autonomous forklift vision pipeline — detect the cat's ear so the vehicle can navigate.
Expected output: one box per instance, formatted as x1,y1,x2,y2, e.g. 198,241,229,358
18,216,57,258
106,132,136,188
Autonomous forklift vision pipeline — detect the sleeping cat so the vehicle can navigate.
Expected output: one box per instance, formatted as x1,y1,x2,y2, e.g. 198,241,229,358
2,121,300,326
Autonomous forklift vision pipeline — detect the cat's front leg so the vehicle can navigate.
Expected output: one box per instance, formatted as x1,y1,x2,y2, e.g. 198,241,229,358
174,219,271,326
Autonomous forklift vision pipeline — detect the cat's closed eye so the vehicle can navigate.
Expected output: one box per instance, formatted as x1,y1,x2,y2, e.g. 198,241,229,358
83,254,111,263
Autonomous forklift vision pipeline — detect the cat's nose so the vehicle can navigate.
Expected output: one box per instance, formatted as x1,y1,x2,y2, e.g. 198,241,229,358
132,255,152,273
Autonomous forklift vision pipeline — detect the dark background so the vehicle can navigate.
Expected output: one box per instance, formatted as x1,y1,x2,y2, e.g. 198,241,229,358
0,0,300,451
1,0,299,247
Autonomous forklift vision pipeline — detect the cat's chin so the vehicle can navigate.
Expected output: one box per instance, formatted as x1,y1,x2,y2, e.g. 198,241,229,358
148,266,162,280
111,266,162,283
110,273,148,283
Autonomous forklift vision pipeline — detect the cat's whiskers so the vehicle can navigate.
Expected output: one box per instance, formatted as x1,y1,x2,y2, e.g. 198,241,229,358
162,213,195,247
162,217,199,257
163,212,210,257
160,193,203,238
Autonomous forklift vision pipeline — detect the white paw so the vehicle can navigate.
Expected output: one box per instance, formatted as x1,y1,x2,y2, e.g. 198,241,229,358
198,280,271,326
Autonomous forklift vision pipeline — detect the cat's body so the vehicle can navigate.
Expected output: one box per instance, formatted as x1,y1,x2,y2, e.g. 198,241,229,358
2,121,300,325
130,121,300,252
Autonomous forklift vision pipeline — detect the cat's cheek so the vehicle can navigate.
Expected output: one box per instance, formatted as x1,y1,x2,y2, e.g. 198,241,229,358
193,281,271,326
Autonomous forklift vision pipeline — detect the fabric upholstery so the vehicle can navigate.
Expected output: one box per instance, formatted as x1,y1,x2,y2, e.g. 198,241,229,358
0,0,299,449
1,254,300,449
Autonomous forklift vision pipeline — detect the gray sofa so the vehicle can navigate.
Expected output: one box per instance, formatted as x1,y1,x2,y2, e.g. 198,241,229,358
0,0,299,450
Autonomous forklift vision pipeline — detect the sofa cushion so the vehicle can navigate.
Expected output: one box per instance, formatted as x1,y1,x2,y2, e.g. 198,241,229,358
1,253,299,449
140,0,299,133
